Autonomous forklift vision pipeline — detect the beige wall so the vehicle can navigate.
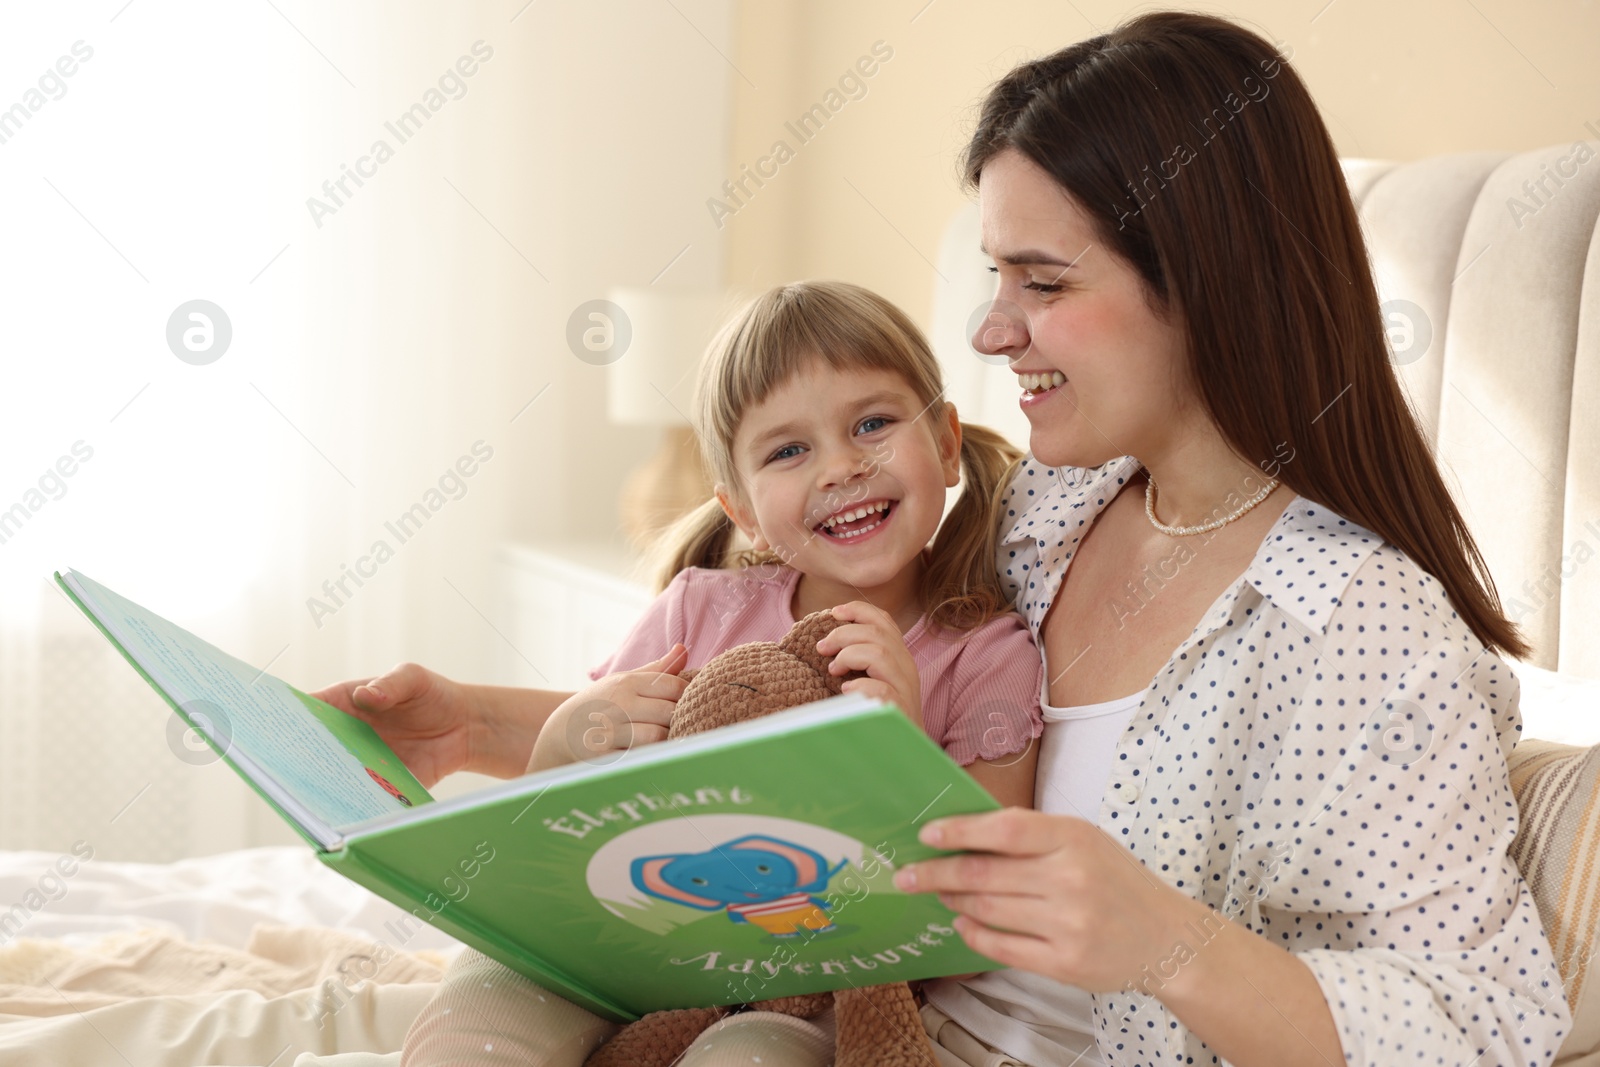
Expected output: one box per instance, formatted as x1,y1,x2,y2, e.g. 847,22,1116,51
723,0,1600,337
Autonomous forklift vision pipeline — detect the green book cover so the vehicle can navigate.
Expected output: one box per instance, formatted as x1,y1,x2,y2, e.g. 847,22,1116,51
55,568,1005,1022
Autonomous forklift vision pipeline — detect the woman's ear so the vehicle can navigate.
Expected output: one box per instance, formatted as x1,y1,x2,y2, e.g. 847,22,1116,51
939,403,963,487
714,484,769,552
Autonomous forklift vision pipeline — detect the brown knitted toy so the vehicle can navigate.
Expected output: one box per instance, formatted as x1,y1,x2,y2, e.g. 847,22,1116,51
583,609,939,1067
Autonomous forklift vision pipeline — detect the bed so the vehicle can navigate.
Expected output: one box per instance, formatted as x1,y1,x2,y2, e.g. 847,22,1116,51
4,139,1598,1064
0,846,463,1066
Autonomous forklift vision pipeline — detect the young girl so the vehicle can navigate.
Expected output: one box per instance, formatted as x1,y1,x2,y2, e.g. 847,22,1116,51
403,280,1044,1067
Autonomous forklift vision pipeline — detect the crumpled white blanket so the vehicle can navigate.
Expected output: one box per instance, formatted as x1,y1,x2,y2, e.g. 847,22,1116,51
0,846,465,1067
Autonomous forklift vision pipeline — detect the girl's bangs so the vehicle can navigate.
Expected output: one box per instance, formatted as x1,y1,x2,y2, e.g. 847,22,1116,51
720,286,938,418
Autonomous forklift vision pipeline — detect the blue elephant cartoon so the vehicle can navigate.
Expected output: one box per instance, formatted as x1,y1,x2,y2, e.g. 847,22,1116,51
631,833,849,937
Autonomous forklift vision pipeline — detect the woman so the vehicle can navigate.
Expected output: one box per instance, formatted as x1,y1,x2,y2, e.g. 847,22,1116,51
317,12,1570,1065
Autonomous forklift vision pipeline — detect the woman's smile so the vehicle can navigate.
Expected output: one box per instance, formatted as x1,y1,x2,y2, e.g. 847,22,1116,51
1017,369,1070,411
1017,370,1066,395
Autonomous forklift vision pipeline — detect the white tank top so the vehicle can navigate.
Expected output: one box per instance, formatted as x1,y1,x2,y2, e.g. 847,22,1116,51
1033,687,1144,819
923,684,1143,1067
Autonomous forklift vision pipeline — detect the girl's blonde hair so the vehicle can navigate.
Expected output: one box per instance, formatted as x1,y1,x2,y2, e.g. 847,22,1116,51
651,280,1023,632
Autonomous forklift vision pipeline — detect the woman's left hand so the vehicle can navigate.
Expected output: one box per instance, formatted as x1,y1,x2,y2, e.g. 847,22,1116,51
815,600,923,730
893,808,1209,994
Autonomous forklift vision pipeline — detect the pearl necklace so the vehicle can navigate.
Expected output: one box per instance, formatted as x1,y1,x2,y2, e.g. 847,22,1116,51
1144,470,1280,537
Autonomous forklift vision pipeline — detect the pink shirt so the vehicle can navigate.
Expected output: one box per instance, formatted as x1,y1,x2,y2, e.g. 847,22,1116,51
588,565,1043,767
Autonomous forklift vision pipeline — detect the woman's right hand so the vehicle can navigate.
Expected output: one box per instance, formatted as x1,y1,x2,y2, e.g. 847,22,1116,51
309,664,480,788
527,645,689,772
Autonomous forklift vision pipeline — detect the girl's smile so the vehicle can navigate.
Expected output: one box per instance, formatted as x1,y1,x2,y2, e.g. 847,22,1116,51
813,498,894,541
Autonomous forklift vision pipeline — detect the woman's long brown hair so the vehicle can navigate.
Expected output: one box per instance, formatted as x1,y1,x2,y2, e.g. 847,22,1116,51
963,10,1527,658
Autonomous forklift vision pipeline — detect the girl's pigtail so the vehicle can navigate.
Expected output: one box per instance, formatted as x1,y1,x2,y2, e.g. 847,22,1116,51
647,497,737,594
924,420,1024,630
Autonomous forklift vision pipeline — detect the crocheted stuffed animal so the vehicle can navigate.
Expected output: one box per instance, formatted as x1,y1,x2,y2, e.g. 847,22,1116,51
584,609,938,1067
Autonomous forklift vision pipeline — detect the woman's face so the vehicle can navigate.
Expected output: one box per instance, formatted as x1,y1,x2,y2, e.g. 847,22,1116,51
972,148,1195,470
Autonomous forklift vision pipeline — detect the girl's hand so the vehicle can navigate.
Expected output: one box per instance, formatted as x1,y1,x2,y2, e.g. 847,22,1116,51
815,601,923,730
527,645,690,772
310,663,481,788
892,808,1208,993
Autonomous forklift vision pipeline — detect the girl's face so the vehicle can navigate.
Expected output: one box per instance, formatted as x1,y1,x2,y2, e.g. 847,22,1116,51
972,148,1195,469
716,363,961,599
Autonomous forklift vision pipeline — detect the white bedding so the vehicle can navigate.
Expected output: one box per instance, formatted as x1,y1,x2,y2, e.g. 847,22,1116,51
0,847,466,1067
0,846,467,955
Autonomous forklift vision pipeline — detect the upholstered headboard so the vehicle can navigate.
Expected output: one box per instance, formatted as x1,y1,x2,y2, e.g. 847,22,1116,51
930,142,1600,684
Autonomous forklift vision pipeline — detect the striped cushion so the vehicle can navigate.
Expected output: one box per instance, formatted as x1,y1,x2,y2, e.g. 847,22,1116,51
1509,739,1600,1063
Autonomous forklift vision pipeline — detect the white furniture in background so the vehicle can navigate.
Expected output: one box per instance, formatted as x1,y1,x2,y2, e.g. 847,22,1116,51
494,540,653,693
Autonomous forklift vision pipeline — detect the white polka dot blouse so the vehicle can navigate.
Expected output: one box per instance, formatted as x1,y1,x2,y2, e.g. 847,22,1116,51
997,454,1571,1067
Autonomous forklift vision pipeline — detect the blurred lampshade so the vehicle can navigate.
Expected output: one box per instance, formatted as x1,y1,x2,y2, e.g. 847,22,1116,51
604,287,728,550
606,287,728,426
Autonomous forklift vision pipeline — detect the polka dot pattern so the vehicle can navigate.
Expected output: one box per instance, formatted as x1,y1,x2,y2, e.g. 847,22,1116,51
993,455,1572,1066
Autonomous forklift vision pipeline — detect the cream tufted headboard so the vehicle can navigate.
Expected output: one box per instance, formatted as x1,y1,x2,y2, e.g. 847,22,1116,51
929,142,1600,684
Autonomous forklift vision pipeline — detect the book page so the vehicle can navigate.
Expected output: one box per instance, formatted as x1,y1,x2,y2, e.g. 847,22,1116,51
63,571,429,835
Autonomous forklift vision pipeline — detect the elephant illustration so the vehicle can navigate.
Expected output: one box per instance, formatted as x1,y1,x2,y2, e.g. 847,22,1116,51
631,833,849,937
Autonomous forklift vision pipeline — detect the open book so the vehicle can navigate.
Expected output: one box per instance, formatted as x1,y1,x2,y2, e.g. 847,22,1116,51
55,568,1004,1021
